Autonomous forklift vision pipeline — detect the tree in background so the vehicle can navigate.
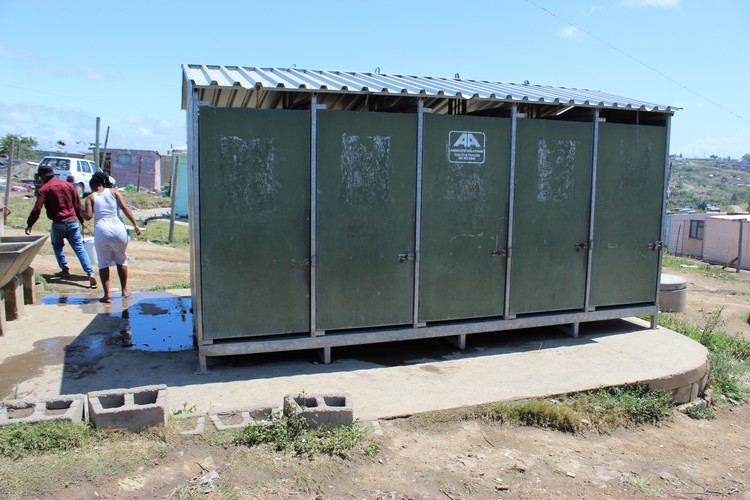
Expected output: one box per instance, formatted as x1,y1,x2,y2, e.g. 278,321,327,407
742,153,750,163
0,134,39,160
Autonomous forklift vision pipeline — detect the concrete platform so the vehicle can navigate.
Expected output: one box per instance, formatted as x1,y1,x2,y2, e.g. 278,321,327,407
0,290,708,420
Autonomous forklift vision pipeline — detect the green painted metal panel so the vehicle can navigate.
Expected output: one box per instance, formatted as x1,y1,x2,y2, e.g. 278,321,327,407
590,123,666,307
316,110,417,330
510,119,593,315
420,115,511,322
199,108,310,338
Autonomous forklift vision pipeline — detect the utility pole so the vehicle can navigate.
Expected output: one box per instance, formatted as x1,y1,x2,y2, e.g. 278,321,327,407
3,138,13,228
95,117,101,168
137,155,143,192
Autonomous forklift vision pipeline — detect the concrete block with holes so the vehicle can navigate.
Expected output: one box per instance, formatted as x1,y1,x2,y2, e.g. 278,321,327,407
88,385,168,432
209,404,278,431
0,394,85,427
283,393,353,428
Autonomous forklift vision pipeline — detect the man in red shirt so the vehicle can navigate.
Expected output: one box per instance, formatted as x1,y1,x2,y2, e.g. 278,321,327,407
26,165,97,288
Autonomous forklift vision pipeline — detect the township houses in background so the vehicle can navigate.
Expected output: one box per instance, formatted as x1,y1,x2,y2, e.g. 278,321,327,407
103,149,161,191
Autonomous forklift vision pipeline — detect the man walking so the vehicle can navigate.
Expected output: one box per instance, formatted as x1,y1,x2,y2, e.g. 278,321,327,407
26,165,97,288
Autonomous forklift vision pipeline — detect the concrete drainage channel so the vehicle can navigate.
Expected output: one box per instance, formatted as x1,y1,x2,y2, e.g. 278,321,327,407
0,386,354,435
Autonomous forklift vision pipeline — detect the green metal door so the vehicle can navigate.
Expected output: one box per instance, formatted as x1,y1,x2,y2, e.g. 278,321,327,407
316,110,417,330
590,123,666,307
199,107,310,339
420,115,511,322
510,119,593,315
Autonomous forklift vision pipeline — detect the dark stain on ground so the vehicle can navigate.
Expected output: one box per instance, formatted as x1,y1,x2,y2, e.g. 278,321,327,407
0,336,76,400
2,292,194,395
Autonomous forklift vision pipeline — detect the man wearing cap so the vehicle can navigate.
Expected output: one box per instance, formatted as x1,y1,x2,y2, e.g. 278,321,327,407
26,165,97,288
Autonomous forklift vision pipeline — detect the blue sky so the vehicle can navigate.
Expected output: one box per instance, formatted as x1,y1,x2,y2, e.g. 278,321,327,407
1,0,748,158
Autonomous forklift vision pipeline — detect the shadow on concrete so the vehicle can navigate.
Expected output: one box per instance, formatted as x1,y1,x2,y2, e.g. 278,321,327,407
49,288,649,396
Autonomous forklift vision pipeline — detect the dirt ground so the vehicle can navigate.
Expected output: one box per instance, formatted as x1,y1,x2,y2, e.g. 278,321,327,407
5,228,750,498
665,263,750,340
9,224,191,295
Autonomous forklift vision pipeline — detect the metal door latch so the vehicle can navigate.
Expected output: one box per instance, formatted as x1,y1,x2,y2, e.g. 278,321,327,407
398,253,415,263
648,241,663,251
575,242,589,252
491,250,508,257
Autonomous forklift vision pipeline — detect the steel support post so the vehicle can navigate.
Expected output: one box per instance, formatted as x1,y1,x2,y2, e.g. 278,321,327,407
503,105,521,319
413,101,430,328
584,110,603,312
653,115,673,328
310,97,326,336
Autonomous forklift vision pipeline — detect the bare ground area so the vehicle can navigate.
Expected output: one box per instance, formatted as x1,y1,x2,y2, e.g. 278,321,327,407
3,233,750,498
22,405,750,499
664,261,750,340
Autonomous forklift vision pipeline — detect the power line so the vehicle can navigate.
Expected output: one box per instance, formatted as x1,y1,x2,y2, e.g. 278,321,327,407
524,0,748,125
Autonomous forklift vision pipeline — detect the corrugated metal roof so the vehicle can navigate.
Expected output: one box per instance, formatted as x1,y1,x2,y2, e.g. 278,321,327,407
182,64,678,113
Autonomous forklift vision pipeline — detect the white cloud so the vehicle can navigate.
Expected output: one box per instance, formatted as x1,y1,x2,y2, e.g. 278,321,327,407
619,0,680,8
557,26,584,38
0,45,25,60
0,103,184,156
672,127,750,159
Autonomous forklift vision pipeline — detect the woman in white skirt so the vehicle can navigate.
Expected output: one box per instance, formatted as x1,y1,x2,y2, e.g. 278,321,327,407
82,172,142,303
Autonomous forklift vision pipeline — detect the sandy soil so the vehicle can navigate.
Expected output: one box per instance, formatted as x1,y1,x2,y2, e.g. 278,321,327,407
8,225,191,295
664,262,750,340
6,228,750,498
59,405,750,499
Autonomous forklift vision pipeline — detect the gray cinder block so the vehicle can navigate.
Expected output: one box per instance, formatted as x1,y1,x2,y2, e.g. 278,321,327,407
209,405,277,431
88,385,168,432
0,394,85,427
283,393,353,428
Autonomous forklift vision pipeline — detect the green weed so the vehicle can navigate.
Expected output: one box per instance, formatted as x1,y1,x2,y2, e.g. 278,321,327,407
661,253,735,281
0,421,91,460
685,404,716,420
659,310,750,403
234,410,378,459
143,282,191,292
486,400,581,433
417,385,674,434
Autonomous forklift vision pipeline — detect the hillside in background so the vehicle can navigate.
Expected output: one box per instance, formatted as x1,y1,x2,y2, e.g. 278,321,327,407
668,157,750,212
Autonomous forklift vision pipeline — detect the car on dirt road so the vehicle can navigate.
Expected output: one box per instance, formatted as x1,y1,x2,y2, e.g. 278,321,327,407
34,156,115,197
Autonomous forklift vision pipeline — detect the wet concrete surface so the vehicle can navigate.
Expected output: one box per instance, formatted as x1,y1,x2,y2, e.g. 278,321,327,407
41,291,194,354
0,291,193,399
0,288,710,420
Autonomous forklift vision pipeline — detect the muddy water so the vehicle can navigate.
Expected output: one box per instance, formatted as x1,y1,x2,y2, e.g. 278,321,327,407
0,292,193,399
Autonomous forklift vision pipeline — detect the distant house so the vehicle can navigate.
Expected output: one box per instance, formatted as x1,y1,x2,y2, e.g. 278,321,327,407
104,149,161,191
667,213,750,270
170,148,189,217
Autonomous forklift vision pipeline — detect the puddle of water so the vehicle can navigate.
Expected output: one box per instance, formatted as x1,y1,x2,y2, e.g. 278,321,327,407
125,296,194,352
40,292,194,353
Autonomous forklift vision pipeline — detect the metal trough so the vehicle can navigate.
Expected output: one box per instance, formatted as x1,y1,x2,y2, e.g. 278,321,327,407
0,235,48,288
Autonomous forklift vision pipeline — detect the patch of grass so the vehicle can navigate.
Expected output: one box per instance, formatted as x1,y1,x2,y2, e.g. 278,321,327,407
0,421,91,459
414,385,674,434
0,427,166,498
569,385,674,430
119,190,172,210
143,281,191,292
234,410,378,459
627,474,656,495
659,309,750,403
136,219,189,246
34,273,49,291
685,404,716,420
661,253,735,281
486,400,581,433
